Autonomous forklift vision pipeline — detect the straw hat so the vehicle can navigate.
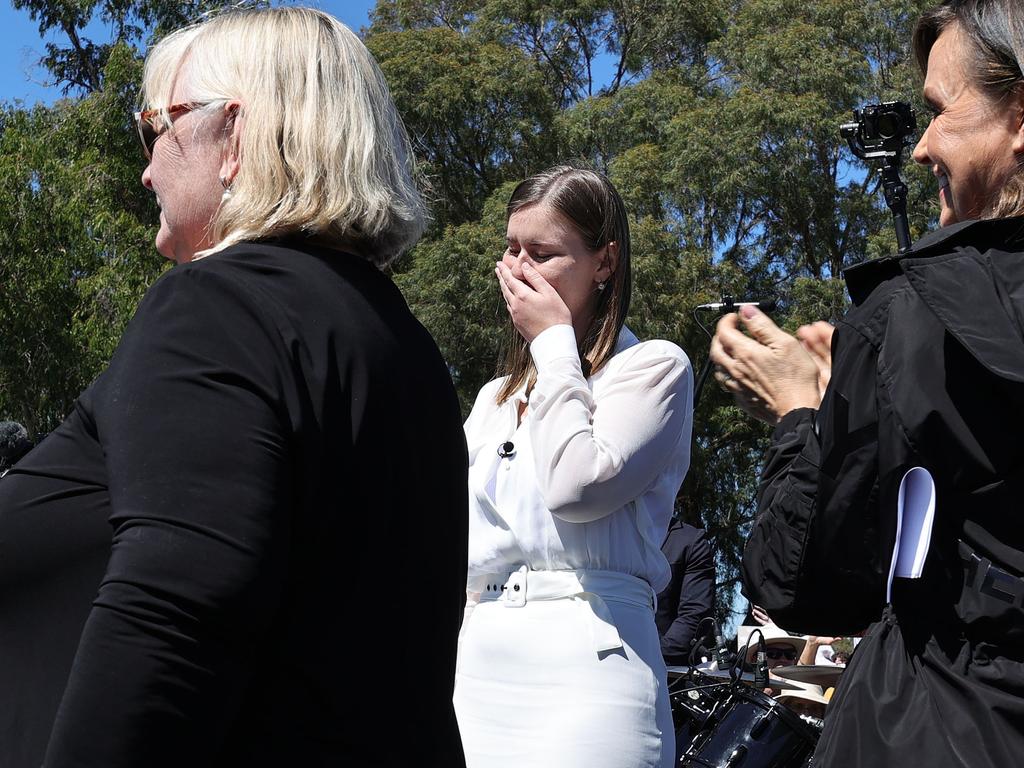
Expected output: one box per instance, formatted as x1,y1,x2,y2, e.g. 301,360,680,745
738,623,807,663
776,681,830,713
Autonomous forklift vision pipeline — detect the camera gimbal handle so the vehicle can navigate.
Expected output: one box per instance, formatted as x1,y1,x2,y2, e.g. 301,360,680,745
841,103,916,253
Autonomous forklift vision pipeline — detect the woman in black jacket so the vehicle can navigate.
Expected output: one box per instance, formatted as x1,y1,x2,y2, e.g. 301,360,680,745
711,1,1024,765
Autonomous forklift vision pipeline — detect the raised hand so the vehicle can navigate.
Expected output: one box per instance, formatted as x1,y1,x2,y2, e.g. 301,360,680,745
710,305,821,423
796,321,835,398
496,260,573,343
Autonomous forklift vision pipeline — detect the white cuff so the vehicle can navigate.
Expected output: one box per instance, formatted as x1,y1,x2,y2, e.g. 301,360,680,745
529,324,578,369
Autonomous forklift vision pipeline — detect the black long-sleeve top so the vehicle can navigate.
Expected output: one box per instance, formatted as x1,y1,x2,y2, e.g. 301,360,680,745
0,240,469,767
655,520,715,664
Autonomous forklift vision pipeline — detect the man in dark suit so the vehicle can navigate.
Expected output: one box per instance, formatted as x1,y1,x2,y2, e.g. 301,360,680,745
656,518,715,665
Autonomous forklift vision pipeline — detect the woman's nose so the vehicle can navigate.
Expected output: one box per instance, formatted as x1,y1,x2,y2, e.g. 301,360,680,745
141,164,154,191
504,250,526,279
912,124,930,166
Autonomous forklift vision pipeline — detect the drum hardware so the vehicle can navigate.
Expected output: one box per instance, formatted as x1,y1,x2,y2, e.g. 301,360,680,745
667,666,803,692
669,669,732,763
670,628,828,767
798,714,825,732
678,685,818,768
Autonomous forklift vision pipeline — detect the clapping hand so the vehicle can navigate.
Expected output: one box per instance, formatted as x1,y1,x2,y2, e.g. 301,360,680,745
796,322,835,399
710,306,822,424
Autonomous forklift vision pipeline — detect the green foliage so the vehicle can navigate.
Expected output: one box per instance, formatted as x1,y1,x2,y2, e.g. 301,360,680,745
367,27,558,229
0,39,163,436
831,636,854,657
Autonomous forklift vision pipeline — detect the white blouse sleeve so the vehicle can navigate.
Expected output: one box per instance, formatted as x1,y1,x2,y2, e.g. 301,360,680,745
527,324,693,523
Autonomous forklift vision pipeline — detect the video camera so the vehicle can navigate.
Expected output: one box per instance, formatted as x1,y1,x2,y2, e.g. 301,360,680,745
840,101,917,252
840,101,917,160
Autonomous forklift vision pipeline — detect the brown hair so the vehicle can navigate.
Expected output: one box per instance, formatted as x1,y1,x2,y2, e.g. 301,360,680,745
495,166,631,404
913,0,1024,217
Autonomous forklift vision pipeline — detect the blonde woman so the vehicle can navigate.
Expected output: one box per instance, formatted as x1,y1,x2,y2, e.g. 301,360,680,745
454,167,693,767
0,9,467,766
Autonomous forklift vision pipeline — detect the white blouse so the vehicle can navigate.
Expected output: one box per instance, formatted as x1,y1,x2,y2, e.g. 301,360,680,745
463,324,693,593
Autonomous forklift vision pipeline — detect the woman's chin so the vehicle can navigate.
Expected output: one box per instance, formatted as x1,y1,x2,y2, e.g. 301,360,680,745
155,232,198,264
938,206,958,228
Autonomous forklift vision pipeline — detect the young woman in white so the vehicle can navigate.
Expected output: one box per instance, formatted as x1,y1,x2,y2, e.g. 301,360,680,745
454,167,693,768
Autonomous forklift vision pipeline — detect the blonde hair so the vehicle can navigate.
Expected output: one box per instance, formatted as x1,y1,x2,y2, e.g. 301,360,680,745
496,166,631,404
141,7,427,265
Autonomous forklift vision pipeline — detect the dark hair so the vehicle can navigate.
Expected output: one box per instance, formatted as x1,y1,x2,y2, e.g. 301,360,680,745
914,0,1024,217
496,166,631,404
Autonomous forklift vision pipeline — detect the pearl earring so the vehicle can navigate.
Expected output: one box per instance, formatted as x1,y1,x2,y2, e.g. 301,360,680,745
220,176,233,202
597,281,607,292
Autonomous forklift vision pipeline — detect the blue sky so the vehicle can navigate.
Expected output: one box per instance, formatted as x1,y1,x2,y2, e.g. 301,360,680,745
0,1,377,105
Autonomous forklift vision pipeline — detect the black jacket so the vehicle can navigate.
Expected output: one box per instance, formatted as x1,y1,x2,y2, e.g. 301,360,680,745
743,218,1024,767
655,520,715,664
0,241,469,767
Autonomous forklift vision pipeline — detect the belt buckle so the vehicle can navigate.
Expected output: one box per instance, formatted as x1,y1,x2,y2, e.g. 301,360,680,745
503,566,527,608
960,541,1024,608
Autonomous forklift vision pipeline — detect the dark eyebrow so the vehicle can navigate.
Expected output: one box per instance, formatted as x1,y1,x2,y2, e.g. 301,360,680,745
505,236,562,249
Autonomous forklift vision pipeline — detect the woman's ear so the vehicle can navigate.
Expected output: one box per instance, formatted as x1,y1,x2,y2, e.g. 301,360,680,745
1012,89,1024,156
596,241,619,283
219,100,244,186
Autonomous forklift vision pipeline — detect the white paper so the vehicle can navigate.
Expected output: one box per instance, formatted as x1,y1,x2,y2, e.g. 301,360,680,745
886,466,936,602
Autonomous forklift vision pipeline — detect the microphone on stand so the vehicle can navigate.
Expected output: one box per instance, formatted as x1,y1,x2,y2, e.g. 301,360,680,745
715,627,731,671
752,632,769,690
695,297,776,314
690,295,776,409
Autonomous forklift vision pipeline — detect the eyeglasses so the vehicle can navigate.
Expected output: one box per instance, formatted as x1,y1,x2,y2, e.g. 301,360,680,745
132,102,203,159
765,647,798,661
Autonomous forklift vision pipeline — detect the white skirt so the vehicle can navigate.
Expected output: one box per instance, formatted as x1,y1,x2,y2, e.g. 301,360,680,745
453,568,674,768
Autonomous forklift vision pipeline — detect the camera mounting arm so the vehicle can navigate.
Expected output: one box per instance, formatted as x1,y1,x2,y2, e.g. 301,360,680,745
840,101,917,253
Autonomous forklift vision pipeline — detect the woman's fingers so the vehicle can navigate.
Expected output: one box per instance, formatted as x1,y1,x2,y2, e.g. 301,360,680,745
495,267,516,306
495,262,525,296
520,261,556,296
711,308,821,423
494,260,571,342
796,321,834,397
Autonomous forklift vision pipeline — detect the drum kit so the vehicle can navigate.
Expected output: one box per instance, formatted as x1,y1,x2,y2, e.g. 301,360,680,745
667,663,845,768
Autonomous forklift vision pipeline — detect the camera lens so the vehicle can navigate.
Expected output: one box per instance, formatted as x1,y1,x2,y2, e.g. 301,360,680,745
877,112,901,139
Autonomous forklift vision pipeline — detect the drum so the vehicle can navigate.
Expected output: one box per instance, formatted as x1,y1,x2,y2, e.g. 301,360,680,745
668,669,730,763
680,685,819,768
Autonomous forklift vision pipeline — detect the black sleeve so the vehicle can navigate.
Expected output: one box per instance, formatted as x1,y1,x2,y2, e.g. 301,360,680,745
43,266,293,767
742,322,888,635
660,529,715,662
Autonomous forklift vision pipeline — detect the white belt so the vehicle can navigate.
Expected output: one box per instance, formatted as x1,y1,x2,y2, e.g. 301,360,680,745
476,567,655,654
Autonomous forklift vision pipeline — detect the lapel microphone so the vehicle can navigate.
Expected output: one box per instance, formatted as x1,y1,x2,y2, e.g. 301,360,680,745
497,441,516,458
